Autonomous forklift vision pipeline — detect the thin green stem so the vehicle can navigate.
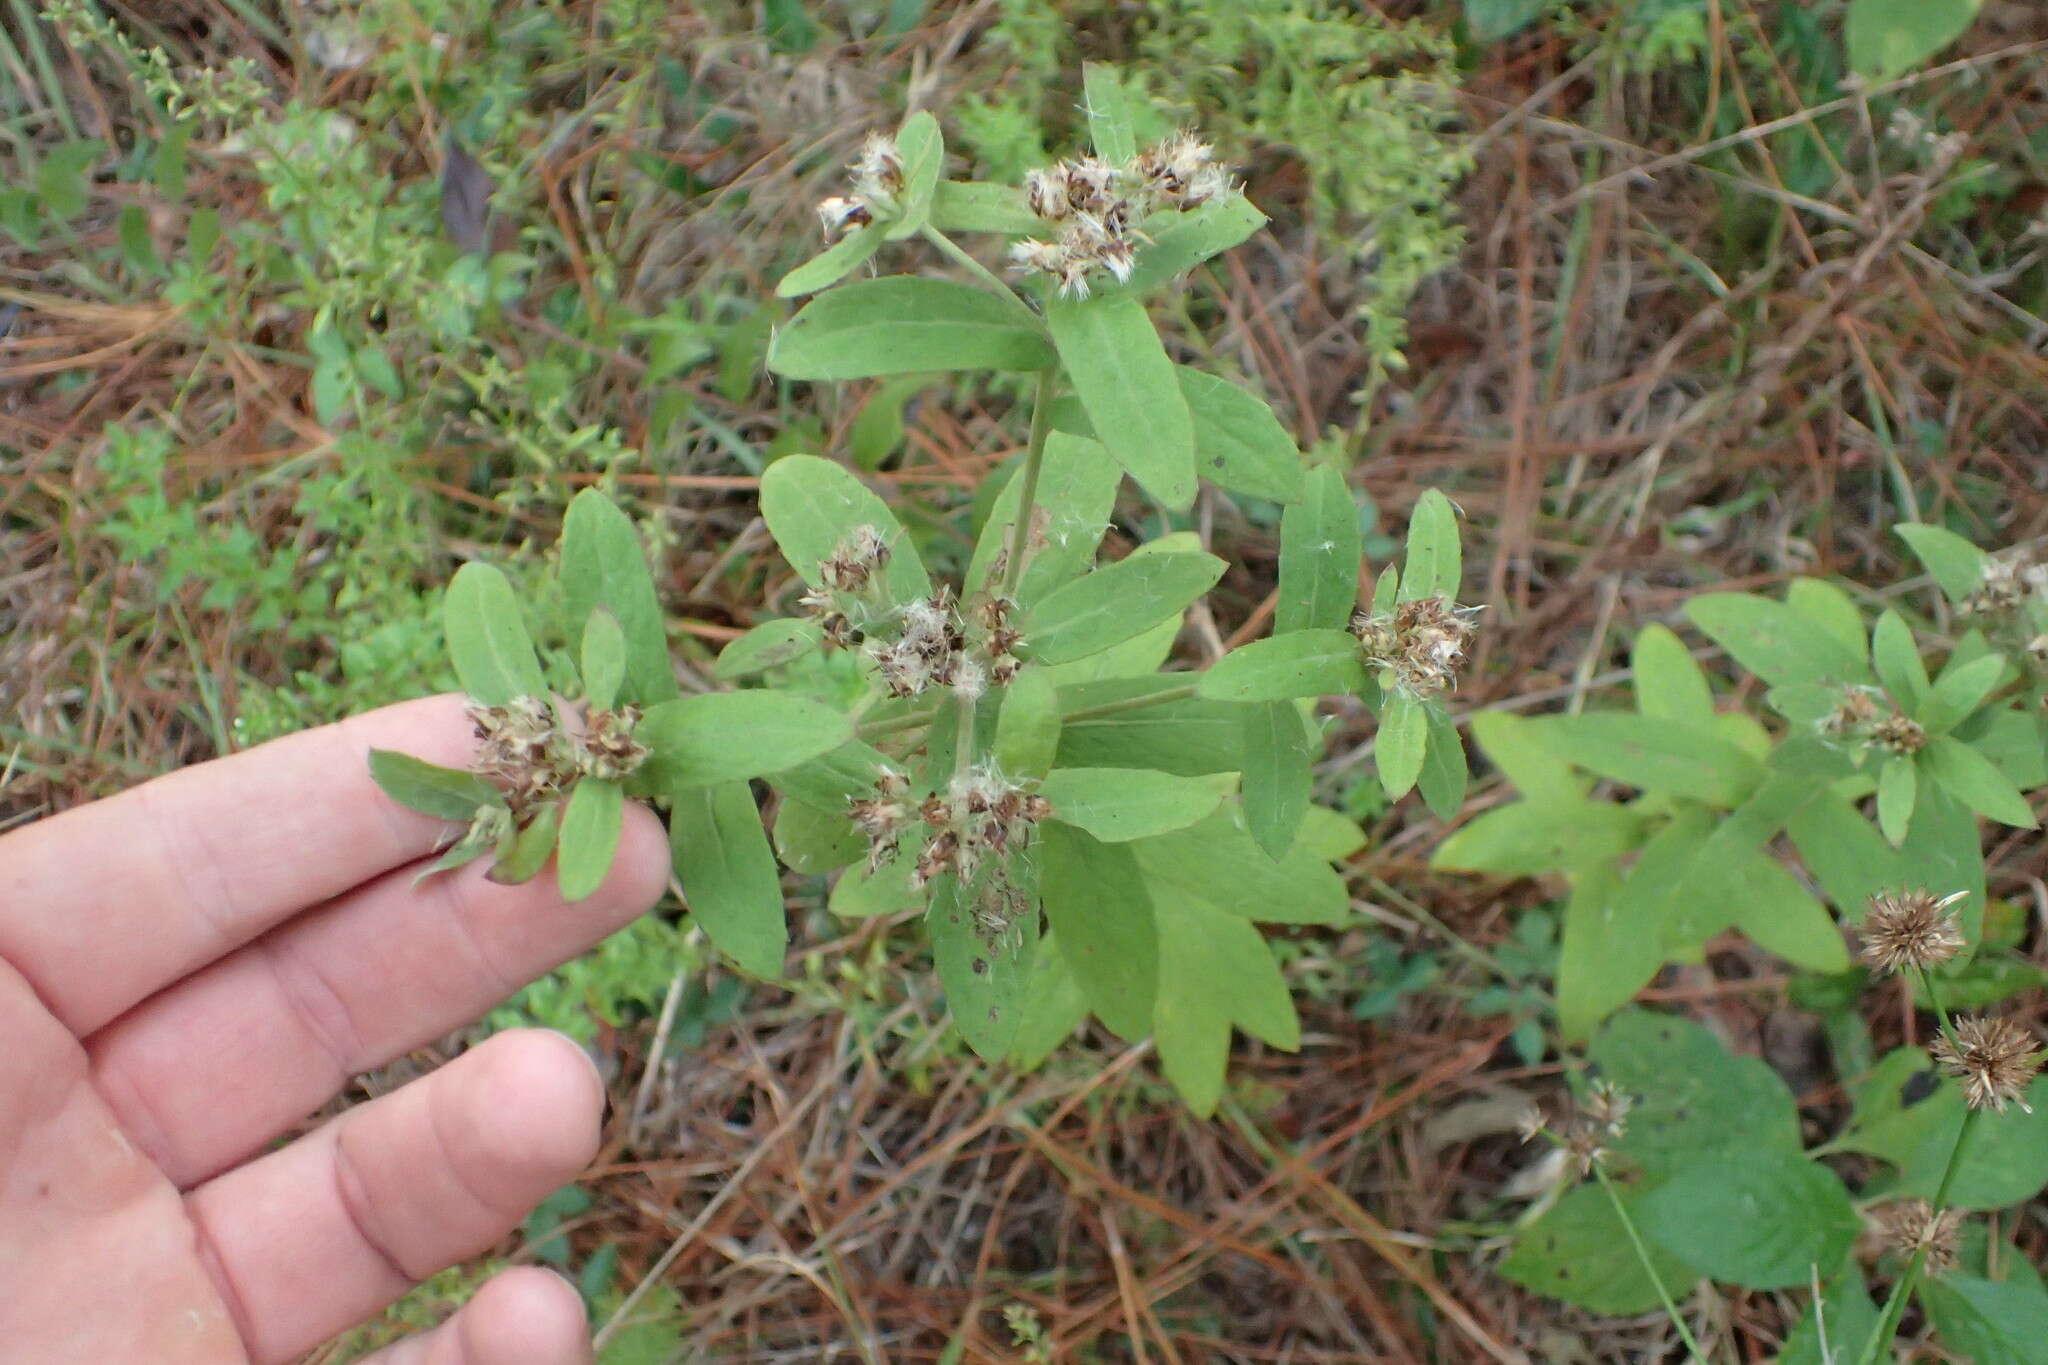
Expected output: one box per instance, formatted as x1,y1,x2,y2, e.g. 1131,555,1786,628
920,224,1041,327
852,681,1198,743
1852,1106,1981,1365
1000,367,1059,598
1916,964,1955,1039
1594,1163,1712,1365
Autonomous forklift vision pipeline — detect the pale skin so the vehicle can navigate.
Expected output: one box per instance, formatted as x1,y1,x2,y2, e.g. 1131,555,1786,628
0,696,672,1364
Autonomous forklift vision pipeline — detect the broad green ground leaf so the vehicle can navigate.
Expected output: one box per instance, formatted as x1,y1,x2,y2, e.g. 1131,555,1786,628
1040,767,1235,842
580,609,626,710
828,852,919,919
1923,736,2037,827
1112,196,1266,298
1878,754,1917,846
1631,623,1714,727
1009,926,1089,1069
1544,713,1763,806
775,221,886,298
1278,464,1361,633
1686,592,1872,688
1416,704,1467,821
1872,610,1930,712
1080,62,1138,164
928,861,1039,1061
1590,1008,1803,1173
556,777,623,902
929,180,1041,236
1786,577,1869,662
1917,1273,2048,1365
1501,1184,1697,1314
1131,805,1348,924
1376,690,1429,799
445,562,547,705
1557,860,1661,1044
634,693,851,790
1841,1047,2048,1210
1847,0,1986,81
1045,295,1195,509
768,277,1054,379
1240,702,1313,859
1727,849,1849,972
1895,521,1989,604
489,803,559,885
883,110,942,240
993,665,1061,777
1177,367,1304,503
965,431,1121,605
759,454,931,605
1640,1152,1857,1290
1468,711,1585,806
1922,653,2006,733
772,799,861,874
1153,900,1298,1116
368,750,499,821
1780,1271,1880,1365
1054,678,1244,775
1433,799,1645,876
671,781,785,980
1021,550,1224,664
560,489,679,705
1398,489,1460,602
715,618,823,679
1040,824,1157,1040
849,375,930,469
1197,630,1366,702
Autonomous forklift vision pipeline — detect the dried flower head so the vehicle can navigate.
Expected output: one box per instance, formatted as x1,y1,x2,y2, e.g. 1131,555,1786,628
1869,1200,1964,1277
851,132,904,198
1871,712,1927,755
1351,596,1478,697
814,195,871,240
1133,131,1229,210
1860,889,1968,974
820,525,891,595
577,706,648,781
1932,1014,2044,1114
468,697,568,815
1820,686,1883,738
1581,1078,1634,1137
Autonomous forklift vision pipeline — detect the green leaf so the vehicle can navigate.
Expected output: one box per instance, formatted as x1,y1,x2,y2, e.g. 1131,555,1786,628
1177,367,1304,504
1398,489,1460,603
1131,806,1349,925
1923,735,2037,827
1543,713,1764,807
1686,592,1872,688
929,180,1042,236
1416,704,1468,821
1467,711,1585,806
1466,0,1549,43
1841,1047,2048,1210
775,221,886,298
1009,926,1089,1070
556,778,624,902
1021,550,1224,664
1918,1274,2048,1364
1113,196,1266,298
1432,799,1645,875
1376,690,1429,799
1922,652,2006,733
420,828,495,882
489,803,560,885
1895,521,1989,605
1502,1184,1698,1314
1040,767,1235,843
759,738,892,810
368,749,499,821
883,110,943,240
1846,0,1985,80
759,454,931,605
768,278,1054,379
311,359,353,425
1786,577,1869,662
1153,901,1298,1116
36,139,104,220
1590,1008,1804,1173
1197,630,1366,702
1240,703,1313,859
1631,623,1714,727
1041,824,1157,1040
763,0,819,52
1277,464,1361,633
1557,859,1664,1044
1872,609,1930,712
671,781,786,979
580,609,626,710
993,665,1061,778
1780,1271,1880,1365
848,375,928,470
715,618,823,679
1877,754,1917,846
1045,296,1195,509
965,432,1120,606
828,852,919,919
772,799,861,874
1055,678,1244,775
444,562,548,705
1640,1152,1858,1290
1081,62,1138,164
929,862,1039,1061
1726,849,1850,973
635,693,852,790
560,490,678,705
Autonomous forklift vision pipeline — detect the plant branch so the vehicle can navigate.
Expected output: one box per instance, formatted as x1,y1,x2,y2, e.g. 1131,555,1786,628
920,225,1041,327
1001,367,1059,598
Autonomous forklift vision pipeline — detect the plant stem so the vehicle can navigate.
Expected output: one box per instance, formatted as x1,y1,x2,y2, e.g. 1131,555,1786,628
920,224,1041,327
1851,1105,1981,1365
1593,1163,1712,1365
853,681,1198,743
1000,367,1059,598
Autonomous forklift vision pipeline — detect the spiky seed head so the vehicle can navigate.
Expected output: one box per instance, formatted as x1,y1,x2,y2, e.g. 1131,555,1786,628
1870,1200,1963,1276
1932,1014,2044,1114
1860,889,1968,973
577,705,648,781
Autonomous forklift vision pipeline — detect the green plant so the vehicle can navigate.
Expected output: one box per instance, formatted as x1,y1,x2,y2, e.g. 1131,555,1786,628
368,72,1475,1116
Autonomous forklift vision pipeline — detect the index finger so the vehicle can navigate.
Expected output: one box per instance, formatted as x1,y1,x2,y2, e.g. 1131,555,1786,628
0,695,484,1035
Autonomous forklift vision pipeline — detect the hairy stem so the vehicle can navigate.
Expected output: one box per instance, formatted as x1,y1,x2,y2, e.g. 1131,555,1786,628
1000,366,1060,599
1594,1163,1712,1365
920,224,1041,327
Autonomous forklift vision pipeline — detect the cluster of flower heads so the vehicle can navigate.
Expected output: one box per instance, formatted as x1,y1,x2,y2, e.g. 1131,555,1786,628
1518,1077,1633,1178
848,765,1053,927
1008,132,1232,299
1961,546,2048,649
467,695,647,818
1860,888,2045,1114
814,134,905,240
1819,685,1927,755
1351,596,1478,698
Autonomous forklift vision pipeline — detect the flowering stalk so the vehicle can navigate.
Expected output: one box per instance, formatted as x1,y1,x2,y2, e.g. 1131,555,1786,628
1852,1108,1980,1365
1592,1162,1712,1365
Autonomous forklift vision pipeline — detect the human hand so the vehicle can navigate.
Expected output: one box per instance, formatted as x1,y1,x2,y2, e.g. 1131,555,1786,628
0,696,671,1363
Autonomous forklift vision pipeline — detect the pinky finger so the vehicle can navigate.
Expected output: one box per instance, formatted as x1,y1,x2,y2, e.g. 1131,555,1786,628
360,1267,594,1365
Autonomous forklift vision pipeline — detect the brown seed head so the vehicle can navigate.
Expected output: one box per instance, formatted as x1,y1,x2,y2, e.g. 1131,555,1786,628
1932,1014,2044,1114
1860,889,1968,974
1351,596,1477,697
577,705,648,781
1870,1200,1963,1276
1871,712,1927,755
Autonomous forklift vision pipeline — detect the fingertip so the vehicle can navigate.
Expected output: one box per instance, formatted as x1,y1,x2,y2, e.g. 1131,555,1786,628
460,1029,606,1182
606,801,673,916
459,1267,593,1364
